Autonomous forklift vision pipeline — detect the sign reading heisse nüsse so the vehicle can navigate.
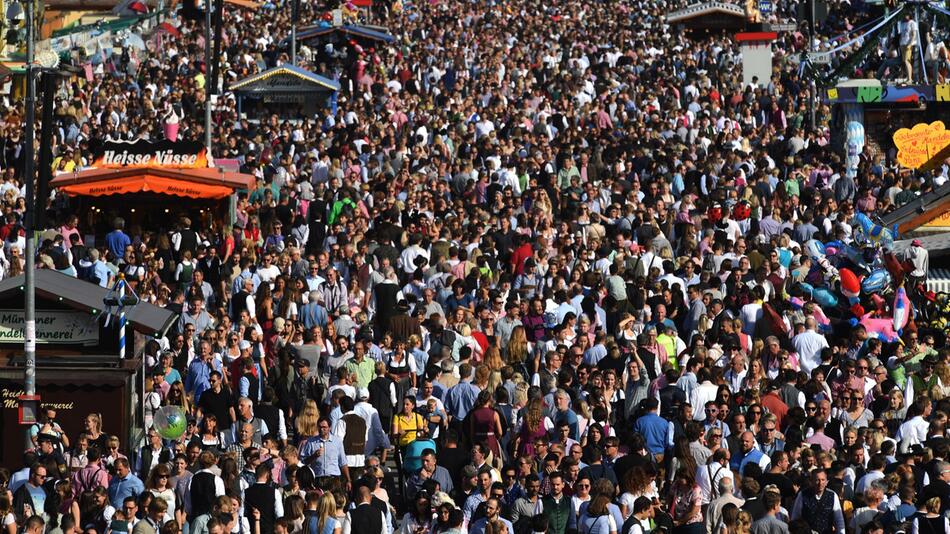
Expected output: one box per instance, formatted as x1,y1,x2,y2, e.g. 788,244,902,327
93,139,208,169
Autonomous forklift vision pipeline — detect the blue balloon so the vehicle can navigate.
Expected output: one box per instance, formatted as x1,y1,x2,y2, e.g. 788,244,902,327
804,239,826,262
862,269,892,294
812,287,839,308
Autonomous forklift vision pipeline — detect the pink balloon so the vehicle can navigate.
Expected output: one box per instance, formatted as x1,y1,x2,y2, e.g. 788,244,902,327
859,314,900,343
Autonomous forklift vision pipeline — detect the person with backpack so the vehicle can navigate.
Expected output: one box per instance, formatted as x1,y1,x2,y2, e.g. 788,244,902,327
333,397,368,478
621,497,655,534
72,447,110,496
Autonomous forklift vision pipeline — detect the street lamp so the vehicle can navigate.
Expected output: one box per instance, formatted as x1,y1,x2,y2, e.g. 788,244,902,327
19,0,58,448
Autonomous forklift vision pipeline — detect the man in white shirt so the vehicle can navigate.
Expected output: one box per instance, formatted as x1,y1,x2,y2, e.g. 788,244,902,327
690,369,719,421
791,318,829,374
896,399,932,451
696,449,732,505
899,12,919,81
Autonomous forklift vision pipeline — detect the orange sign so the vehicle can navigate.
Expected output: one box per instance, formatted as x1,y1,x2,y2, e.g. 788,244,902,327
893,121,950,170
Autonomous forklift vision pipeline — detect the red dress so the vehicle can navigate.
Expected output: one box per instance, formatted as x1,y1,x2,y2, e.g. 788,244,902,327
517,419,549,457
470,406,500,458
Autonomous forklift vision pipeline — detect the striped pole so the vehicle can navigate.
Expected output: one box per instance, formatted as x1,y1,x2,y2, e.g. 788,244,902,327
118,275,127,360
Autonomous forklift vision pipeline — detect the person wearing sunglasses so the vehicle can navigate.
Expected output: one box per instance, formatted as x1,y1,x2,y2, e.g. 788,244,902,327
12,465,48,519
757,418,784,457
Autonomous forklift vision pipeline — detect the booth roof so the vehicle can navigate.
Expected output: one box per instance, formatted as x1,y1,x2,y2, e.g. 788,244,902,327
49,166,256,199
292,24,396,44
0,270,178,337
881,181,950,235
231,64,341,93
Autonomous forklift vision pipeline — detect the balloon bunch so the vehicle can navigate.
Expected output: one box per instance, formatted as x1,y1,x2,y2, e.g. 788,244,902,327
794,213,914,343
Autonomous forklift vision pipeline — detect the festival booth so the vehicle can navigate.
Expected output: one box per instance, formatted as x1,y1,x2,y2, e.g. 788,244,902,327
231,64,341,120
50,138,255,239
0,270,176,469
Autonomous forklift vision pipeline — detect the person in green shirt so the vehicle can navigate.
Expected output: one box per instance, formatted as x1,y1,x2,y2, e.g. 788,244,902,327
344,341,376,389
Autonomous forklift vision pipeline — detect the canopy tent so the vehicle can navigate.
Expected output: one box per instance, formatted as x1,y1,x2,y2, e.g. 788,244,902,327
49,166,255,199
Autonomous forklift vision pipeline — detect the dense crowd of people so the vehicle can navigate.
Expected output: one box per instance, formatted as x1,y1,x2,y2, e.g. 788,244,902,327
0,0,949,533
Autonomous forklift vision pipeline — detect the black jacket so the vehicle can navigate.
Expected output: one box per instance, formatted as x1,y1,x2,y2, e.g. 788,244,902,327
348,502,383,534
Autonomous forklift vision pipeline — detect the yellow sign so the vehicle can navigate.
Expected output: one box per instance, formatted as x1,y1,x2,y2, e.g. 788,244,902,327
924,211,950,228
893,121,950,170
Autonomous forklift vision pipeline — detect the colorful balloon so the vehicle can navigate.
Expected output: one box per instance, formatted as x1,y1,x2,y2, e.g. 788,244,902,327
854,213,894,247
805,239,826,262
893,286,911,332
854,314,901,343
840,268,861,298
812,287,839,308
883,252,907,286
862,269,892,294
153,406,187,440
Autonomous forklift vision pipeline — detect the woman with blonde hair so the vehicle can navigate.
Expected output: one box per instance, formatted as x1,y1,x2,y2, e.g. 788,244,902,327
483,345,504,371
741,357,766,393
84,412,109,452
931,361,950,400
166,381,191,415
513,397,550,457
512,380,529,408
574,399,591,438
911,497,948,534
881,389,907,434
370,466,391,505
295,400,319,446
733,510,752,534
505,326,531,377
312,492,342,534
486,370,503,394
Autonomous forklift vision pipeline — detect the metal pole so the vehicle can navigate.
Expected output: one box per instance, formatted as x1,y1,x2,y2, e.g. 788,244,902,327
118,279,127,360
204,0,212,156
808,0,817,131
23,0,36,450
291,0,298,66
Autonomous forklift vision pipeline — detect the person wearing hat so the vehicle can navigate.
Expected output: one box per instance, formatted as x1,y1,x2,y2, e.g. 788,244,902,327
352,386,391,464
290,357,320,416
904,354,939,401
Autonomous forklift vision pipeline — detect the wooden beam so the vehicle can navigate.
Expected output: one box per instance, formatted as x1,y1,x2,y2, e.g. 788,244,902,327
898,198,950,234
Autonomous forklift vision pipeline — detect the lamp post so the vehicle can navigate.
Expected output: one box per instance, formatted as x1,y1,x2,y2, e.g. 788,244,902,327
204,0,212,156
19,0,60,448
22,0,37,451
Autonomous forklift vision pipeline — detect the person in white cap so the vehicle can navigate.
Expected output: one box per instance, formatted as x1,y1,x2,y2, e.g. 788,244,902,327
906,238,928,290
353,387,391,464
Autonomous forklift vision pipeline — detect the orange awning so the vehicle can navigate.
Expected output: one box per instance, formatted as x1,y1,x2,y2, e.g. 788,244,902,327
225,0,260,8
50,166,256,200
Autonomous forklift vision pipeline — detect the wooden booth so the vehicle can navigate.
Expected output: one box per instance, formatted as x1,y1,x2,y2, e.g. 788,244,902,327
49,138,256,241
0,270,176,469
